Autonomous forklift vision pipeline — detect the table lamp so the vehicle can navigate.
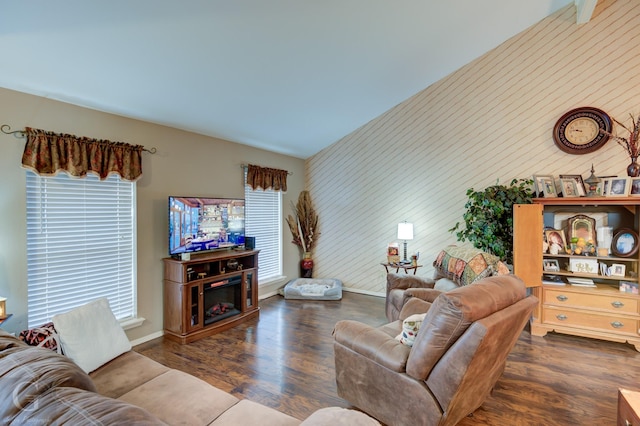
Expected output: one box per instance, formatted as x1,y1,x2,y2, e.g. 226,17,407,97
397,222,414,263
0,297,6,319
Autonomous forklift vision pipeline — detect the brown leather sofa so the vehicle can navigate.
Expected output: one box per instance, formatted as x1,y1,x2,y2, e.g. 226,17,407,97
0,330,379,425
334,274,538,426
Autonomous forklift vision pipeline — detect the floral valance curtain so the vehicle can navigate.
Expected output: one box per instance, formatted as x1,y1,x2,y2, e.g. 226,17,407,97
246,164,288,191
21,127,144,181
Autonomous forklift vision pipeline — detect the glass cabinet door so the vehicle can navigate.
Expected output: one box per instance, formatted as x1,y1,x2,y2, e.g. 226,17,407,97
187,283,202,332
245,272,254,308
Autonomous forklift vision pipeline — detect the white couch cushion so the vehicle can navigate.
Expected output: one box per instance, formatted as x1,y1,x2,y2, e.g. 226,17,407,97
53,297,131,373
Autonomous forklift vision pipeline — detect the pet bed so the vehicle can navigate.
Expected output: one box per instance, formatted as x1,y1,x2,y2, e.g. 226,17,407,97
282,278,342,300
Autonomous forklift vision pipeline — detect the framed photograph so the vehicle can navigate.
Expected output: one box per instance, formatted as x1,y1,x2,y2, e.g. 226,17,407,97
612,228,639,257
610,263,626,277
567,214,596,247
543,259,560,272
560,178,580,198
630,178,640,196
533,175,557,198
545,229,567,255
559,174,586,197
606,177,630,197
619,281,639,294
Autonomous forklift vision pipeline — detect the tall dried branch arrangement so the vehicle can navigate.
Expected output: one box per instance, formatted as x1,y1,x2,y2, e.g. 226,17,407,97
286,190,319,253
600,113,640,158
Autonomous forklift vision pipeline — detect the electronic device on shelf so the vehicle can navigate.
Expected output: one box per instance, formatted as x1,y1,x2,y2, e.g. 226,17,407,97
168,196,245,256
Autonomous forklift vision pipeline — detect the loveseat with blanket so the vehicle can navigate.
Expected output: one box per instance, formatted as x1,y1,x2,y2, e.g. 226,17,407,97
0,297,378,425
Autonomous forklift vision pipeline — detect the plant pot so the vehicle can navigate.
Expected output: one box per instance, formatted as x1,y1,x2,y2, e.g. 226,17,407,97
628,156,640,177
300,252,314,278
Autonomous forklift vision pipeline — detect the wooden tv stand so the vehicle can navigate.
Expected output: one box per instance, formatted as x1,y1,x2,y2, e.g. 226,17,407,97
163,249,259,344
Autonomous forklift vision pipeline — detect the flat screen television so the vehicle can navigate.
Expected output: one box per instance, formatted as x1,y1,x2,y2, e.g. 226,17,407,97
168,196,245,256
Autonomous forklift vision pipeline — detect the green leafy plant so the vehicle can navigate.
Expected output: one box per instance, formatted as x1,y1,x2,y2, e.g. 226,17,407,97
449,178,534,264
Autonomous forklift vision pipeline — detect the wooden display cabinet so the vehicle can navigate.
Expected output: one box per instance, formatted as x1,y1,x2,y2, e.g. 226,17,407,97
163,249,259,344
514,197,640,351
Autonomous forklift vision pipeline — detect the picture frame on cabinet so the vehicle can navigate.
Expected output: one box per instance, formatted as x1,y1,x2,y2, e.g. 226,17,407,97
612,228,639,258
567,214,597,247
534,175,557,198
606,177,630,197
559,174,587,196
543,259,560,272
630,178,640,196
619,280,639,294
610,263,626,277
560,178,580,197
545,229,567,255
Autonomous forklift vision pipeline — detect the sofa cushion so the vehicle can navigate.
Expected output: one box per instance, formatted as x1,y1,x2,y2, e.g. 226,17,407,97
53,297,132,373
119,368,239,425
11,386,164,425
395,313,427,347
212,399,301,426
90,350,170,398
18,322,60,353
0,345,97,423
433,246,509,286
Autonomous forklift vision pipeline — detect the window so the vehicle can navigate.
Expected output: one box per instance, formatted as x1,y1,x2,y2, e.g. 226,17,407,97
26,171,137,327
244,181,282,283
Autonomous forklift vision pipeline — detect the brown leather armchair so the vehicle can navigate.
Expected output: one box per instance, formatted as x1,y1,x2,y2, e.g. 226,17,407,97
334,274,538,426
386,273,459,322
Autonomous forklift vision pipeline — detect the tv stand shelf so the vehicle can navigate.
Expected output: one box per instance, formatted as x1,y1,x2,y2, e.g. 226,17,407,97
163,249,259,344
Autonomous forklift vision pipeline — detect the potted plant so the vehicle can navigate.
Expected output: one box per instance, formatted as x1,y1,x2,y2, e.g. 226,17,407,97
449,178,534,265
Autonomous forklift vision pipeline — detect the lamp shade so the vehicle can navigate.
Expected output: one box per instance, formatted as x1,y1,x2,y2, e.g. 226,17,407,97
0,297,6,319
397,222,414,240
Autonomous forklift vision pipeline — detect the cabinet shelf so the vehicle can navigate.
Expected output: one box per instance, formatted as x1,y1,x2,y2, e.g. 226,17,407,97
514,200,640,351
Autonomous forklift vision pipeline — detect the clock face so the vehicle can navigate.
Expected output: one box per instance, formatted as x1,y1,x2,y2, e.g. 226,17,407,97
553,107,612,154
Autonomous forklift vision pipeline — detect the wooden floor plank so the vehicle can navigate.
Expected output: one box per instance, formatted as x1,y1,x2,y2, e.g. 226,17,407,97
135,291,640,425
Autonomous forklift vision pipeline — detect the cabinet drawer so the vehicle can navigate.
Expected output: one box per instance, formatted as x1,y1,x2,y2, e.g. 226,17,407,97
544,289,638,314
544,306,639,335
619,389,640,426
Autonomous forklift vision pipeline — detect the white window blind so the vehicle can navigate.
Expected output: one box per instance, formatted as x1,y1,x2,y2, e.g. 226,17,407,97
26,171,137,327
244,182,282,283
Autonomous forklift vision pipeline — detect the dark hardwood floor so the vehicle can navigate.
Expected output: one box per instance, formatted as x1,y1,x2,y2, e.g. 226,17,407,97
135,292,640,425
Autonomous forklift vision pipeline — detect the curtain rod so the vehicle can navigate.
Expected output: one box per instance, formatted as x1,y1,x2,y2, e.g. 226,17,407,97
241,163,293,175
1,124,157,154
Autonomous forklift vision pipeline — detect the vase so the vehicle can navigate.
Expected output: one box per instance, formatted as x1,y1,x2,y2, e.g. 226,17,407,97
628,156,640,177
300,252,314,278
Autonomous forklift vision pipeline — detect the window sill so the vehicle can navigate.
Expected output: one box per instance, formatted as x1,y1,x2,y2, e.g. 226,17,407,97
120,317,145,330
259,275,288,287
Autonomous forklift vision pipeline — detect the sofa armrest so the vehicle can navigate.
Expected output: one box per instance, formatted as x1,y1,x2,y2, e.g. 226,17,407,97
386,273,435,293
333,320,410,372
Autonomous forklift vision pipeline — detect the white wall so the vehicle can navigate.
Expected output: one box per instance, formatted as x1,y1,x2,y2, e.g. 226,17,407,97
307,0,640,295
0,88,305,340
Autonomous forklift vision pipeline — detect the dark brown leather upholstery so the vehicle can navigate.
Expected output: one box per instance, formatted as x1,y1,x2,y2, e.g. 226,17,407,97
385,273,438,321
334,274,538,426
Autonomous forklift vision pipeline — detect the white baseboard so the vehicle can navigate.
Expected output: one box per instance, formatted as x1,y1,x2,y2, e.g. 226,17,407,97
342,287,385,298
130,330,164,347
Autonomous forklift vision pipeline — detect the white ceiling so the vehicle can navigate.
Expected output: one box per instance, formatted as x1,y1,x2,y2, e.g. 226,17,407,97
0,1,575,159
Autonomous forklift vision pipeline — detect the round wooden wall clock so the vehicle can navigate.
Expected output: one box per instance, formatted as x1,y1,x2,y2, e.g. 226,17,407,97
553,107,612,154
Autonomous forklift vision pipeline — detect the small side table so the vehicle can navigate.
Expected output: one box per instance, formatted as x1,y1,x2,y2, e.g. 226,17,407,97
381,262,422,275
0,314,13,328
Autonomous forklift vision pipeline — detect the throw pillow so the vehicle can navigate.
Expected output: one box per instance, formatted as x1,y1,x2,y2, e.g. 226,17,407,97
52,297,131,373
395,313,427,347
433,246,509,286
19,322,61,353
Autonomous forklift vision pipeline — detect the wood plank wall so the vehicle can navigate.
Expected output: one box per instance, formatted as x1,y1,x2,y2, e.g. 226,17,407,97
305,0,640,295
